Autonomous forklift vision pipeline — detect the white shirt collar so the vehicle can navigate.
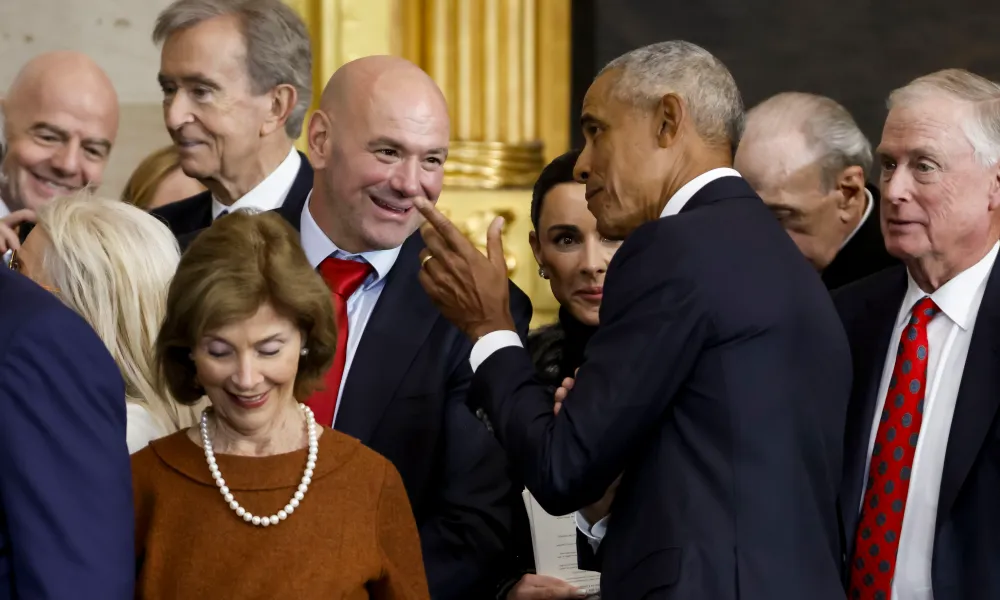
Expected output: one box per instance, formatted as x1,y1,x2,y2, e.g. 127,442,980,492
0,197,9,219
211,147,301,220
840,187,875,249
299,191,401,283
899,241,1000,331
659,167,743,218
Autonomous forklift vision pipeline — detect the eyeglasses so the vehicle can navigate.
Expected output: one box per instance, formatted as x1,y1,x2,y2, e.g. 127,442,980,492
6,249,60,293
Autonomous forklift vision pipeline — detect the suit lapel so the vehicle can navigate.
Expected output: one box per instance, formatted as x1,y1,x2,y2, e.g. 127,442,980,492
275,152,313,230
333,234,440,443
936,263,1000,527
841,268,906,552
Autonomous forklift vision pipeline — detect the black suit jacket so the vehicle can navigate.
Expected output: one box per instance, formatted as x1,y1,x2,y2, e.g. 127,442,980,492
834,263,1000,599
151,151,313,249
470,177,852,599
822,184,899,290
274,193,532,599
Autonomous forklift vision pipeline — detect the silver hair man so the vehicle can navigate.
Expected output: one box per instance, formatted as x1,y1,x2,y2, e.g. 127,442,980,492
888,68,1000,167
152,0,313,222
734,92,882,276
153,0,312,138
599,40,745,151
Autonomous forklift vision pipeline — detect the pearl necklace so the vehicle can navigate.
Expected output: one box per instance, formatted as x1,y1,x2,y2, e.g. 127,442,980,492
200,403,318,527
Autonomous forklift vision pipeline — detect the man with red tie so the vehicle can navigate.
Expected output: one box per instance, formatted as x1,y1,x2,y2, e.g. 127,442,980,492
835,68,1000,600
273,55,532,599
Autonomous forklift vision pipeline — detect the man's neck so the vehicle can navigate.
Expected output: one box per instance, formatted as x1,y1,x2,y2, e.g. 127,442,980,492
206,141,293,206
654,153,734,219
906,235,999,292
308,188,369,254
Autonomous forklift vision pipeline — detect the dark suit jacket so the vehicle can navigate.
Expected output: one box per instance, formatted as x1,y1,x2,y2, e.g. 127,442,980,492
470,176,852,600
151,151,314,248
822,184,899,290
273,194,533,599
0,268,134,599
834,263,1000,599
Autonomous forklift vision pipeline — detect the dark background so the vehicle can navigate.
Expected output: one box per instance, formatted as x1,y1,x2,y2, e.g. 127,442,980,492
570,0,1000,164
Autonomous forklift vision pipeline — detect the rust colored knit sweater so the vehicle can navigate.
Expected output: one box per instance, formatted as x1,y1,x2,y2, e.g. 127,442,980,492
132,428,430,600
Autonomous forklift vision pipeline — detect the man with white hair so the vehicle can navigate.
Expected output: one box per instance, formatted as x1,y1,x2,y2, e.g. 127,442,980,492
736,92,898,288
836,69,1000,600
413,40,852,599
150,0,314,245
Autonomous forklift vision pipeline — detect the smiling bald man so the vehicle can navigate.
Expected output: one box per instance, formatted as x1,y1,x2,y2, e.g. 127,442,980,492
0,51,119,217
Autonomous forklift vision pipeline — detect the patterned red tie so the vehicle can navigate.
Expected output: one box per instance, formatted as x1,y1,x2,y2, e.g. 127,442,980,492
307,256,372,426
849,296,940,600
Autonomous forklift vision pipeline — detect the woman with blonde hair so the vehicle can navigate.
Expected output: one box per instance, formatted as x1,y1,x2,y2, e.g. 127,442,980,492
10,194,199,451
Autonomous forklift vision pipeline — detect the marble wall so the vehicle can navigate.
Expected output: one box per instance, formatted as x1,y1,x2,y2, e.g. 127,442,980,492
0,0,175,197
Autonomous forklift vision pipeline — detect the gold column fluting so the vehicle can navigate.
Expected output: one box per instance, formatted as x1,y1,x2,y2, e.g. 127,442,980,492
420,0,550,189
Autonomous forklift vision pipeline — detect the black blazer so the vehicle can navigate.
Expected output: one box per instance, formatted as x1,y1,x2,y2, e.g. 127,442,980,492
152,151,314,248
822,184,899,290
470,176,852,600
834,263,1000,599
274,193,533,599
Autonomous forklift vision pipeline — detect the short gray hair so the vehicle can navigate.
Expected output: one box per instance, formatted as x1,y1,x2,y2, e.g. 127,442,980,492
888,68,1000,167
599,41,744,150
153,0,313,138
746,92,872,189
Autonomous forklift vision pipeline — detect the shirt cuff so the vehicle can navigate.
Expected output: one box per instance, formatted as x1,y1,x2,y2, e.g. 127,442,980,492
575,512,609,552
469,330,523,372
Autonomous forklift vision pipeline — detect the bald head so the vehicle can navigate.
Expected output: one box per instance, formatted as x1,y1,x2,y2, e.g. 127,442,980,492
319,55,448,123
1,51,119,212
307,55,450,254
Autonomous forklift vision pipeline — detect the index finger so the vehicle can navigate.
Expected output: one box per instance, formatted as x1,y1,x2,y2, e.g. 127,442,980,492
1,209,36,227
413,197,474,254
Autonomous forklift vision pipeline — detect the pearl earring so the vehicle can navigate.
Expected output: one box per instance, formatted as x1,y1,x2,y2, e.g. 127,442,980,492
300,348,309,356
538,266,549,280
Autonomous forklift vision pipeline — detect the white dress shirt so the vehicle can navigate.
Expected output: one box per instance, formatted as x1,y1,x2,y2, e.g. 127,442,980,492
299,193,401,424
841,187,875,250
860,242,998,600
211,147,301,220
466,167,742,547
0,197,10,219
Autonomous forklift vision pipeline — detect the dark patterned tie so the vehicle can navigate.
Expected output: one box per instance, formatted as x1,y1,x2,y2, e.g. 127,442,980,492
849,296,940,600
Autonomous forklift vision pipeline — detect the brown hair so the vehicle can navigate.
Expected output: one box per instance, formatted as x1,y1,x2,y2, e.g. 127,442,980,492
156,210,336,404
121,145,192,209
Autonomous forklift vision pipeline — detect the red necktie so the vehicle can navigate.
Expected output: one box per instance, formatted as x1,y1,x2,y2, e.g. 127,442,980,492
849,296,940,600
307,256,372,426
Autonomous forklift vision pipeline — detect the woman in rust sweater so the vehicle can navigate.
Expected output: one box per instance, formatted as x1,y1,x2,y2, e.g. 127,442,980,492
132,210,429,599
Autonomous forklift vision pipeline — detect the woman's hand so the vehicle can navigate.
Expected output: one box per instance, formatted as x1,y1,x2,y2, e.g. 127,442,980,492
506,574,588,599
0,209,35,253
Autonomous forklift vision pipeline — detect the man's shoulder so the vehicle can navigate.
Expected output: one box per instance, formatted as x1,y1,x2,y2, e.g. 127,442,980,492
0,270,109,367
150,191,212,232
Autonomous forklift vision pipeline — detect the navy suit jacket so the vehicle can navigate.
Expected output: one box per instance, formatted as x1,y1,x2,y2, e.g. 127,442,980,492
834,263,1000,599
273,194,532,599
151,151,314,246
0,268,134,599
471,177,852,599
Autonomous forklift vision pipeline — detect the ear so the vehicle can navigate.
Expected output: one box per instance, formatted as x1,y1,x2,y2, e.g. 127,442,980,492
307,110,331,170
655,93,685,149
260,83,298,137
528,230,543,266
834,165,867,215
988,162,1000,211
